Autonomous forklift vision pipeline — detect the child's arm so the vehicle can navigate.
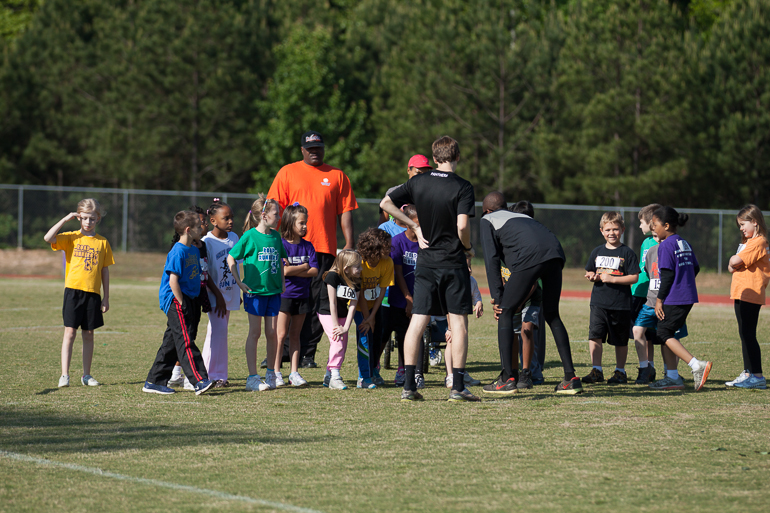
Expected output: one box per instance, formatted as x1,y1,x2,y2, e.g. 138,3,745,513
473,300,483,318
358,291,373,334
360,287,386,333
283,260,311,276
206,276,227,318
596,273,639,285
281,257,286,295
728,254,745,273
394,264,413,316
44,213,78,243
340,293,360,334
227,254,251,294
101,267,110,313
168,273,184,305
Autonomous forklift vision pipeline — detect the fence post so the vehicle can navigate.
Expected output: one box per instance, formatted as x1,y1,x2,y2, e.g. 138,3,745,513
718,211,723,275
122,189,129,252
17,186,23,250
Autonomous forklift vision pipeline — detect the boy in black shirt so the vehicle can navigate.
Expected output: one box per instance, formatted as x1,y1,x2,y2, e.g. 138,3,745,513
583,212,640,384
381,136,478,402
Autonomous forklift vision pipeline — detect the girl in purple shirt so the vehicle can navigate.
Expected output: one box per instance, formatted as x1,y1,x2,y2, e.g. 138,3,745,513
649,206,712,392
276,203,318,387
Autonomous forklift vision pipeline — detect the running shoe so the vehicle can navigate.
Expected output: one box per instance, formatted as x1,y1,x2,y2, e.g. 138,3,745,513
734,375,766,389
214,379,229,388
554,377,583,395
264,371,278,390
245,375,269,392
80,375,100,386
463,372,481,387
648,366,657,382
607,370,628,385
634,367,654,385
357,377,377,389
183,377,194,391
372,371,386,387
448,388,481,402
517,369,533,390
274,372,286,387
691,360,712,391
394,367,406,386
142,381,175,395
725,370,750,387
581,368,605,384
444,375,453,389
289,372,308,387
415,373,425,389
323,372,331,388
483,375,518,396
193,379,214,395
401,389,424,402
58,375,69,388
260,358,268,369
648,375,685,390
329,376,347,390
167,373,185,387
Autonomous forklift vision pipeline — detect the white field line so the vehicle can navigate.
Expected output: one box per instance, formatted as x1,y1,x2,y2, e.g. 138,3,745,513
0,450,324,513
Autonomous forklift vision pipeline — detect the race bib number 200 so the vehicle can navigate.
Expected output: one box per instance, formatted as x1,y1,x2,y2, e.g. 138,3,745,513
595,256,621,271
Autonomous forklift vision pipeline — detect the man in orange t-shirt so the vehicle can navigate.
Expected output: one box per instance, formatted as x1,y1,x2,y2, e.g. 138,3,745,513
268,130,358,367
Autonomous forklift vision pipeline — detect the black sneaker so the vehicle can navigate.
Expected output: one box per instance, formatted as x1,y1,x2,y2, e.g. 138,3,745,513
448,388,481,402
635,367,654,385
400,389,424,402
607,369,628,384
300,357,318,369
581,368,605,383
482,375,519,395
554,377,583,395
517,369,533,390
260,358,268,369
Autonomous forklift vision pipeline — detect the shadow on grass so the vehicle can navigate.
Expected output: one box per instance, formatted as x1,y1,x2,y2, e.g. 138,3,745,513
0,408,330,454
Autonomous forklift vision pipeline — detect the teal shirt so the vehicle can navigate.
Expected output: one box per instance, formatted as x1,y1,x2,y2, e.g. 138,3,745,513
229,228,287,295
631,236,658,297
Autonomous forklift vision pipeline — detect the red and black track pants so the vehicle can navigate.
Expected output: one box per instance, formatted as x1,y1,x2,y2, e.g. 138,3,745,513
146,295,209,386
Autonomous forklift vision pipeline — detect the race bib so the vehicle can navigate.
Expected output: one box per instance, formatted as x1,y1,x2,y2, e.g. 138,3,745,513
736,244,745,255
649,278,660,291
363,285,381,302
336,285,357,300
595,256,621,270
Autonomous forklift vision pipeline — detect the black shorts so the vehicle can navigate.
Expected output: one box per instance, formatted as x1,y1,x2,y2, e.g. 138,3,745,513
382,306,410,343
588,306,631,346
280,296,312,315
657,304,692,342
62,288,104,331
412,266,472,316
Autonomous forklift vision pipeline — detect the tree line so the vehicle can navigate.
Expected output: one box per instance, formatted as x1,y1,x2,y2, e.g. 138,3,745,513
0,0,767,209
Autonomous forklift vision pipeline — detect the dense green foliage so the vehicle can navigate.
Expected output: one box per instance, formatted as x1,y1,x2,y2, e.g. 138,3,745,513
0,0,765,207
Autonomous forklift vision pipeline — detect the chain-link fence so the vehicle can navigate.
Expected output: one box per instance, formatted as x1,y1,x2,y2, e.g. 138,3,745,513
0,184,750,273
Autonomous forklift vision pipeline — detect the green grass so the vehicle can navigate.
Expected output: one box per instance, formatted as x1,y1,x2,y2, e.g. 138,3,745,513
1,277,770,513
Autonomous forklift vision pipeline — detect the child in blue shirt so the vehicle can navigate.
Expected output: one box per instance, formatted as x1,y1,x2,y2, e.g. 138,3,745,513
143,210,214,396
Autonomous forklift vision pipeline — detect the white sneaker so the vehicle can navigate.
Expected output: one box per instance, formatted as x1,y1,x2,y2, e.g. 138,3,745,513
445,375,453,388
289,372,308,387
58,375,69,388
245,375,263,391
464,372,481,386
183,377,194,391
264,371,277,390
726,370,750,387
329,376,347,390
168,374,185,387
274,372,286,387
81,375,100,386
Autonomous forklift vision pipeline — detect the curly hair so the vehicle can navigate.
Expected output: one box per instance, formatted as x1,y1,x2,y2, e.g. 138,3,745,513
356,227,392,265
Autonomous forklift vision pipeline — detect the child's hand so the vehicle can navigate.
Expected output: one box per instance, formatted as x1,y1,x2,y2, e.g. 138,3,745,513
490,299,502,321
474,301,483,318
585,271,596,281
214,299,227,318
358,316,375,334
405,296,413,317
237,282,252,294
655,298,665,321
66,212,80,222
444,329,452,344
331,324,346,339
101,298,109,313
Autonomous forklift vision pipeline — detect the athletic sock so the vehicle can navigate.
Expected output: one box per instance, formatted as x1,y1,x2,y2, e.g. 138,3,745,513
564,372,576,381
639,361,649,368
171,365,183,378
615,367,625,374
593,366,603,372
666,369,679,380
331,369,341,379
452,368,465,392
649,362,655,368
687,357,699,370
404,365,417,392
248,374,260,379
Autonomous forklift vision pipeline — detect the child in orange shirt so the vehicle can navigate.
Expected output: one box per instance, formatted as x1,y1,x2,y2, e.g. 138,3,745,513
726,204,770,389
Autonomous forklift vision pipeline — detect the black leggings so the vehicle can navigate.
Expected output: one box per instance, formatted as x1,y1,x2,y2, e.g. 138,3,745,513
498,258,576,379
735,300,763,374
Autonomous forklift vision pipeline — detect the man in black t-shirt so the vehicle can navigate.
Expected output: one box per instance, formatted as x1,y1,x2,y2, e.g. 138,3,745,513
480,192,582,395
380,136,478,402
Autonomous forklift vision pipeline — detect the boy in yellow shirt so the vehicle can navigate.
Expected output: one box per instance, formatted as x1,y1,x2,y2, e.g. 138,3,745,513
45,199,115,388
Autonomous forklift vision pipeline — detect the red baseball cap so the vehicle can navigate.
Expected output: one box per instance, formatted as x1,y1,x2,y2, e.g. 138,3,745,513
407,154,430,168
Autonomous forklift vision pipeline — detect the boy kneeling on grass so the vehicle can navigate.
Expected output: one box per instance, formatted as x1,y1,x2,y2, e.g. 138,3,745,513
143,210,214,396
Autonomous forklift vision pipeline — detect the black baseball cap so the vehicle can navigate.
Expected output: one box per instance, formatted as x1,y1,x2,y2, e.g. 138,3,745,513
300,130,324,148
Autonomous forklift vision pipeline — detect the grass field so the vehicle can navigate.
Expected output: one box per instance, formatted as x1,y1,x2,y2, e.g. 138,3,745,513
1,262,769,512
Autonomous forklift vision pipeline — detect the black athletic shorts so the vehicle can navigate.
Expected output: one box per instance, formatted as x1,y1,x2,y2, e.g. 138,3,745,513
412,266,472,316
657,304,692,342
280,296,312,315
382,305,410,344
62,287,104,331
588,306,631,347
